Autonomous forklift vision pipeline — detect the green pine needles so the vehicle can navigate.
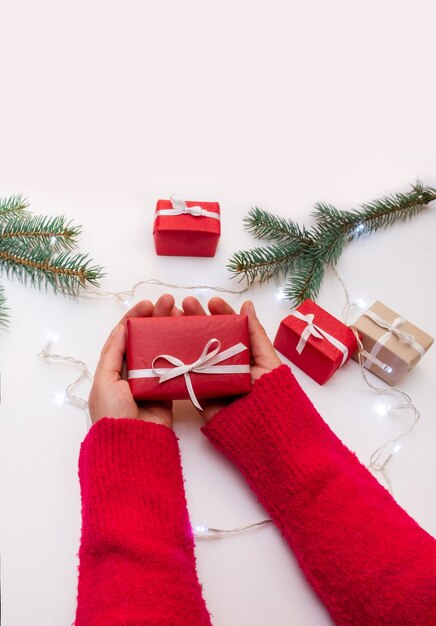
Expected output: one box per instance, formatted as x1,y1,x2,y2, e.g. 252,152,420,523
0,194,104,326
228,181,436,305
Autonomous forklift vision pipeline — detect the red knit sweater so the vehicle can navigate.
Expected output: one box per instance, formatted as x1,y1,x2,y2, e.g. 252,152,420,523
75,365,436,625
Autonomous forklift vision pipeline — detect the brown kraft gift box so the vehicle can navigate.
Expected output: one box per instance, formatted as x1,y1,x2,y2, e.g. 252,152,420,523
352,301,434,385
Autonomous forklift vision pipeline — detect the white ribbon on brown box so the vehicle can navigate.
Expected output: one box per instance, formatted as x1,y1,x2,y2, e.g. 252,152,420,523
127,338,249,410
155,195,221,220
362,310,425,372
291,310,349,366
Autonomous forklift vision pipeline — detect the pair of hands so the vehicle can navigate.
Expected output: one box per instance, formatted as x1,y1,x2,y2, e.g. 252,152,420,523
89,294,282,428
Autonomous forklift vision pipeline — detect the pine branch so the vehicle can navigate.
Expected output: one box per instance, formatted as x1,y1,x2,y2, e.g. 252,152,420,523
352,179,436,233
0,284,9,327
309,217,347,266
0,195,29,219
308,180,436,267
244,207,313,245
0,246,104,294
227,242,304,284
284,255,325,304
313,180,436,240
0,214,80,253
228,180,436,306
0,194,105,326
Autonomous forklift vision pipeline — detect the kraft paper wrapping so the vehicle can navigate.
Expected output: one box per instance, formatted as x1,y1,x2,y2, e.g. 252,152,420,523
352,301,434,385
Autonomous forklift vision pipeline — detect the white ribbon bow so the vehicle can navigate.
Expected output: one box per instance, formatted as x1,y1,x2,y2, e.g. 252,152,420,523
154,195,221,220
291,310,349,366
127,338,249,410
362,310,425,371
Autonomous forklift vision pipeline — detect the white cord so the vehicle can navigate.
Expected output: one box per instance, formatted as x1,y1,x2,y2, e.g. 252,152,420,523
37,338,92,414
331,266,421,492
79,278,250,304
193,519,273,540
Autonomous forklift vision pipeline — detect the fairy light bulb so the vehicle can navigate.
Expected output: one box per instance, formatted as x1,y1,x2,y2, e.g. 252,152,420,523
375,402,391,416
49,236,58,246
354,298,367,309
275,288,286,301
193,524,208,535
53,392,66,405
353,223,365,237
392,443,402,455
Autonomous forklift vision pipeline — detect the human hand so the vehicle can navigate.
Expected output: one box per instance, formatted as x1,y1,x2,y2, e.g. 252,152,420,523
182,297,282,422
89,294,182,428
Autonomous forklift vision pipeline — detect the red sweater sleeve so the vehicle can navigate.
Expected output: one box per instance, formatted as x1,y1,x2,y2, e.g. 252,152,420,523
75,418,211,626
202,365,436,626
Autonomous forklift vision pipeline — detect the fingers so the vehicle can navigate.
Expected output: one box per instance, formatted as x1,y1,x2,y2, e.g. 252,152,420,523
240,300,281,368
182,296,207,316
95,321,126,380
153,294,176,317
96,294,179,383
208,297,235,315
171,305,184,316
119,299,154,326
182,296,236,316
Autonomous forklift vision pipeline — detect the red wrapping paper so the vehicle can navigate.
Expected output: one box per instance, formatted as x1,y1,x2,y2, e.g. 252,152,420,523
153,199,221,257
126,314,251,403
273,299,358,385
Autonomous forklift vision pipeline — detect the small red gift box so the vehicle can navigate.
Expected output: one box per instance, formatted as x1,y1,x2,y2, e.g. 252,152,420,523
273,299,358,385
153,196,221,257
126,314,251,408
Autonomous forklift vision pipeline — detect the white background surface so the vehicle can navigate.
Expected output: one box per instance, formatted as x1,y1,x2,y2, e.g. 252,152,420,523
1,1,436,625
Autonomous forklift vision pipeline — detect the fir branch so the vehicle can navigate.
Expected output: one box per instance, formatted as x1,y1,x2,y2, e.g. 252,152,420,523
312,180,436,239
284,255,325,304
0,246,104,294
0,284,9,327
0,195,29,219
0,194,105,324
228,180,436,306
312,228,346,266
244,207,313,245
227,242,303,284
308,181,436,267
0,214,80,253
346,180,436,235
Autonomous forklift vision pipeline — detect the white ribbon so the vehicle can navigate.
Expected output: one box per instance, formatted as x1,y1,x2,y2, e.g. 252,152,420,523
127,338,249,410
360,350,393,374
362,310,425,371
291,310,349,366
154,195,221,221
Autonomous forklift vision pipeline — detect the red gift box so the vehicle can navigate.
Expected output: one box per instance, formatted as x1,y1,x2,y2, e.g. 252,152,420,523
273,299,358,385
153,196,221,257
126,314,251,408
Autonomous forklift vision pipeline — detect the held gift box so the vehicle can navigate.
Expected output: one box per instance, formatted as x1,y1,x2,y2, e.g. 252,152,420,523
153,196,221,257
126,314,251,408
352,301,434,385
273,299,358,385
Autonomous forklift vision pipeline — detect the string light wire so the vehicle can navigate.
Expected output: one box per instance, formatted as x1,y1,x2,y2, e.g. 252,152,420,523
38,338,92,418
79,279,250,305
332,266,421,492
194,519,273,540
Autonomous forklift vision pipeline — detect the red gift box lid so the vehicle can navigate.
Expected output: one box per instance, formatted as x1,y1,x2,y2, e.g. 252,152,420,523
154,199,221,235
126,314,251,403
